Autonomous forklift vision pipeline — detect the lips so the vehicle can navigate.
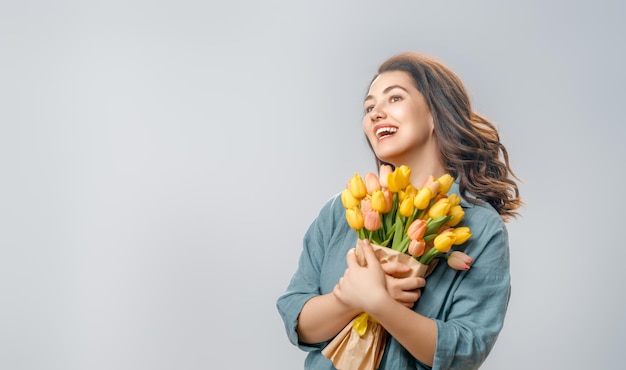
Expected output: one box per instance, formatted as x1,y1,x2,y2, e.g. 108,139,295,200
375,125,398,139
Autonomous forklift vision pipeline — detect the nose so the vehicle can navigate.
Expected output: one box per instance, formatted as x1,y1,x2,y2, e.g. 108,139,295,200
369,105,385,121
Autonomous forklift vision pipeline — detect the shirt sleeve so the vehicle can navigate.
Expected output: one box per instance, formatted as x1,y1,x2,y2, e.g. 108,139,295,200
430,211,511,370
276,196,337,351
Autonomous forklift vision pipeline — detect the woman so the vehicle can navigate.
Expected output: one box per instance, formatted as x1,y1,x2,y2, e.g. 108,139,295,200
276,52,522,369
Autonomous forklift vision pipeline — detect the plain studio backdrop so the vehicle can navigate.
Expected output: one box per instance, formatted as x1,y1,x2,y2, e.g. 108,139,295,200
1,1,624,369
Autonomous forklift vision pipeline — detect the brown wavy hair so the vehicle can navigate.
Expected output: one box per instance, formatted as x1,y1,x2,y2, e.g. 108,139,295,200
368,52,522,221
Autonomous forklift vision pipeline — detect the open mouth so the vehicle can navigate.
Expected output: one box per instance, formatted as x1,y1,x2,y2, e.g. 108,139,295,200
376,126,398,139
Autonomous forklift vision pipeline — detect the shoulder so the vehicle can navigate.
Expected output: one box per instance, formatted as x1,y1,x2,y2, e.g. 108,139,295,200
463,199,506,238
456,190,509,272
314,192,348,225
451,182,505,238
304,192,352,242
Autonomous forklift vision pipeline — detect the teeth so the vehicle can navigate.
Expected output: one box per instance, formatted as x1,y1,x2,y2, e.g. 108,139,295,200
376,127,397,138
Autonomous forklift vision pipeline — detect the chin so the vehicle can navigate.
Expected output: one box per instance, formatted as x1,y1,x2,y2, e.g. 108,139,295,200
374,153,401,167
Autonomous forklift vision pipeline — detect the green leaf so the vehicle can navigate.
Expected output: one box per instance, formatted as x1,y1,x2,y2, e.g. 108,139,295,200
425,215,452,235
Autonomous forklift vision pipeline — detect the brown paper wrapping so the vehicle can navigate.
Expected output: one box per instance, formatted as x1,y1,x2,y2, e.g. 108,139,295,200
321,240,432,370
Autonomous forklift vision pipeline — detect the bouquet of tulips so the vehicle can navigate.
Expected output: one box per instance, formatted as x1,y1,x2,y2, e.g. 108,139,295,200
321,164,473,370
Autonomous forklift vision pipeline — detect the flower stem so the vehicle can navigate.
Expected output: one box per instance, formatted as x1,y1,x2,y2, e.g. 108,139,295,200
418,247,441,265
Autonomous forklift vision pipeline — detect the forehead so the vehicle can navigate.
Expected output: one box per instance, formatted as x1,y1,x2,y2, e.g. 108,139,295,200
367,70,415,95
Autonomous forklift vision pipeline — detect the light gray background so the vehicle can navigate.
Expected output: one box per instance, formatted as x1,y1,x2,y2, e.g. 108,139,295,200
1,1,624,369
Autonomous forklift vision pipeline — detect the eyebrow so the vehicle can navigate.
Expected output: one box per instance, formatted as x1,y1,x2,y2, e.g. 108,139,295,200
364,84,409,103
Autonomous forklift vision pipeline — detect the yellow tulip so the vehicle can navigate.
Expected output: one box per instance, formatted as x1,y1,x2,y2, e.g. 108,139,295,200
448,193,461,207
437,173,454,195
413,187,432,210
428,198,451,219
404,184,418,198
345,207,364,230
388,165,411,192
349,173,367,199
370,190,387,213
379,164,392,188
452,227,472,245
433,230,455,253
364,172,381,194
341,188,359,209
399,196,414,217
382,189,393,213
446,205,465,227
387,172,402,193
397,165,411,186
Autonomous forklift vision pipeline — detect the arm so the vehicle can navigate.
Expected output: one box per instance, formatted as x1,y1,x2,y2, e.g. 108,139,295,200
334,221,512,369
298,260,424,344
277,196,361,349
296,293,361,344
333,240,438,366
429,221,511,369
277,195,425,348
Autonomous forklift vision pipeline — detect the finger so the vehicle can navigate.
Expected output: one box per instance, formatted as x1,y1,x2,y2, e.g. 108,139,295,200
395,277,426,291
397,290,421,305
380,261,411,276
345,248,359,268
332,282,344,303
416,277,426,288
360,240,381,269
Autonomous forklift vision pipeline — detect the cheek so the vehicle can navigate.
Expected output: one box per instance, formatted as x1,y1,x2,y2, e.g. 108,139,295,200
362,117,370,135
362,119,377,144
387,104,408,119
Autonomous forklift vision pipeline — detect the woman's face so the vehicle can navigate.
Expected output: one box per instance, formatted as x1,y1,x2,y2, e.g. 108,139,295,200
362,70,436,167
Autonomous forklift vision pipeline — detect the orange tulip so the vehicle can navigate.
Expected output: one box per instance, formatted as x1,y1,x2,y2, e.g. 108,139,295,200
407,219,427,240
422,175,440,196
408,239,426,257
363,210,382,231
364,172,381,194
379,164,393,188
447,251,473,271
360,198,372,213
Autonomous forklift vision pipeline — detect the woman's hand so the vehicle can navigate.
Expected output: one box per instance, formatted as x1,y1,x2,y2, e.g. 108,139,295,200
333,240,426,311
333,240,389,312
381,262,425,308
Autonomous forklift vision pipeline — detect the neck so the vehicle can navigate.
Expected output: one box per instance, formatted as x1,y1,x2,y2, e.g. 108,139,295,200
387,147,445,187
406,161,446,188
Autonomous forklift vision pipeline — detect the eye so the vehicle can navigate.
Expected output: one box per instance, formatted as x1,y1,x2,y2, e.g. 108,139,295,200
365,105,374,113
390,95,402,103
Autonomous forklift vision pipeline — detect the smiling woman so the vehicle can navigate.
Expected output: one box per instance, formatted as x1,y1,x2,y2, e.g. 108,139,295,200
363,70,438,174
276,52,522,370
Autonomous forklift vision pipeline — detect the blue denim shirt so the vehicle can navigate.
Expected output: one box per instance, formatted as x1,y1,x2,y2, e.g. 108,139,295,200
276,183,511,369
